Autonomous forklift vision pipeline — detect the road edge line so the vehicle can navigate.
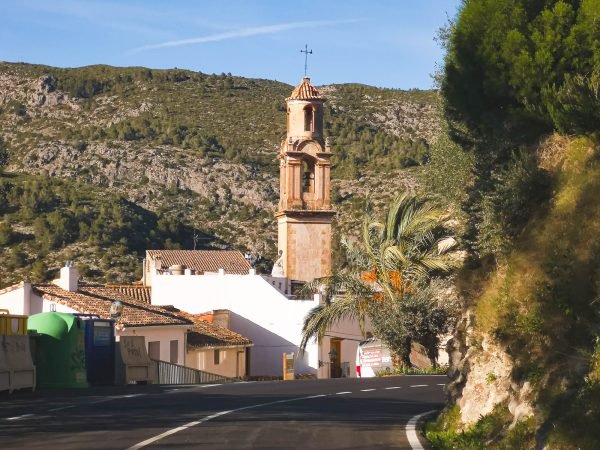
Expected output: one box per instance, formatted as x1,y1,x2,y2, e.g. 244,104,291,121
406,409,438,450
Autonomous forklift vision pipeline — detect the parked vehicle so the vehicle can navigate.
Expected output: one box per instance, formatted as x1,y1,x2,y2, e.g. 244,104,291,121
356,338,393,378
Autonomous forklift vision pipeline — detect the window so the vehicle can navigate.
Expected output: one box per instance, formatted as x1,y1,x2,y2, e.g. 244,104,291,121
170,340,179,364
302,159,315,193
304,106,313,132
214,349,221,365
148,341,160,360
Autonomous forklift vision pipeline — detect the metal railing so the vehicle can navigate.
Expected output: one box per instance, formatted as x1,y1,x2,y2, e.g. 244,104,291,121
151,358,234,385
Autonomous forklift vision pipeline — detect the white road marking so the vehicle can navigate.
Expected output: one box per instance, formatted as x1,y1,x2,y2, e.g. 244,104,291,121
336,391,351,395
410,385,428,388
127,394,327,450
406,410,438,450
385,386,401,390
437,383,446,386
48,405,75,412
89,393,145,405
360,389,376,392
6,414,34,421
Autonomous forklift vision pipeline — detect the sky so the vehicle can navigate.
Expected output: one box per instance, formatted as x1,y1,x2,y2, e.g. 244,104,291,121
2,1,462,89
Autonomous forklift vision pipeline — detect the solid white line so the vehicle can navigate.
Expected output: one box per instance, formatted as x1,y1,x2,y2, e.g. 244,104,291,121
127,393,328,450
90,393,145,405
48,405,75,412
406,409,438,450
360,388,376,392
410,385,429,388
385,386,401,390
6,414,34,421
437,383,446,386
336,391,351,395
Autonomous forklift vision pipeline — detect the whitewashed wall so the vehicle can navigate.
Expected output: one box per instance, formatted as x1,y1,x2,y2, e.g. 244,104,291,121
0,284,29,314
150,272,322,377
188,347,246,378
117,326,187,365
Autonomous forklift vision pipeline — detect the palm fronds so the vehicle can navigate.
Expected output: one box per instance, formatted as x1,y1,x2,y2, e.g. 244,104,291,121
299,192,460,357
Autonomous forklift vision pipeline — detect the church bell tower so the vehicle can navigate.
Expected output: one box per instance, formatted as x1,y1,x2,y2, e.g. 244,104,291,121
275,77,335,282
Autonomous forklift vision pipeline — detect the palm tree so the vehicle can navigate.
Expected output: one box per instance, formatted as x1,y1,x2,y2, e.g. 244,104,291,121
300,193,458,366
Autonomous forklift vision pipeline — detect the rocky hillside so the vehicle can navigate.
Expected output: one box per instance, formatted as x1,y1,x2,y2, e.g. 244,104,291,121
427,135,600,448
0,62,439,286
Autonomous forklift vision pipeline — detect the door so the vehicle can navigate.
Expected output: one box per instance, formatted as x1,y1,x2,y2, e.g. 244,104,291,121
330,339,342,378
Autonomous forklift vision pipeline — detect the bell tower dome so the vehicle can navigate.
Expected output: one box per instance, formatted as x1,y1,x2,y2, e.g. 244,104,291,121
276,78,335,282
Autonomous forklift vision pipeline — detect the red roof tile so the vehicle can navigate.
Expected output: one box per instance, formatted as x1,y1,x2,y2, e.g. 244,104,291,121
106,285,152,304
33,284,192,328
162,306,252,348
287,77,325,101
146,250,251,275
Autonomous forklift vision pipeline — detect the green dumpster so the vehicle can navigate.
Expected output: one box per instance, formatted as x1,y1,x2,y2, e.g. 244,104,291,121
27,312,88,388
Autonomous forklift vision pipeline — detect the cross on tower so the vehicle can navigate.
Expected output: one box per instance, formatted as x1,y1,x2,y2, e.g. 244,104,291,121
300,44,313,77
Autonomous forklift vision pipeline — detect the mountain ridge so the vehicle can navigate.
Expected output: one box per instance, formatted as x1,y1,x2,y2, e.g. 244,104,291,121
0,61,439,286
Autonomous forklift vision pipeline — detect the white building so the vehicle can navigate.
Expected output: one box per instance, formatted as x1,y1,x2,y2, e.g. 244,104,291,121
0,265,191,366
144,250,365,378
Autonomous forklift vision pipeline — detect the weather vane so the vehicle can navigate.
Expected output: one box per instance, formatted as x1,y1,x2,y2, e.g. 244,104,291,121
300,44,312,77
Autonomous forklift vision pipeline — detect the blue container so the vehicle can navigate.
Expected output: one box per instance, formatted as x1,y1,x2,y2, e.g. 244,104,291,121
75,315,115,385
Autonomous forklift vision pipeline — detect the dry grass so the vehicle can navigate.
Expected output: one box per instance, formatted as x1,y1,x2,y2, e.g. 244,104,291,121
535,133,572,171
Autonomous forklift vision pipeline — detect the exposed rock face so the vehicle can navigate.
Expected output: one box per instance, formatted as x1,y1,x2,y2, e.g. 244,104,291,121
20,142,277,209
446,310,534,428
29,76,66,107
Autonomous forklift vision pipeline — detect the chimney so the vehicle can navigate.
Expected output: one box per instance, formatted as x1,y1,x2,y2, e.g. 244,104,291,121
54,261,79,292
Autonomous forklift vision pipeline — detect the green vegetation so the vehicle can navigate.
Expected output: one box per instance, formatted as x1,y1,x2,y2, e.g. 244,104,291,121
0,173,210,287
436,0,600,258
0,137,8,170
300,195,458,367
0,62,437,178
426,0,600,448
426,404,536,450
442,0,600,141
0,61,438,285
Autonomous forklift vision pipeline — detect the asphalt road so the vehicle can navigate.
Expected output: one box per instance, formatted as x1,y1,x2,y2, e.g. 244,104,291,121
0,376,446,450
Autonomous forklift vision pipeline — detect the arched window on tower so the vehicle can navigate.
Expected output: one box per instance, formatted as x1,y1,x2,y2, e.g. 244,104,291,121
302,159,315,193
304,106,313,132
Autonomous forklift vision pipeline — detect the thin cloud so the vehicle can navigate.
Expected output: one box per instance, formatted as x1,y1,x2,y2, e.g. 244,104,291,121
128,19,362,54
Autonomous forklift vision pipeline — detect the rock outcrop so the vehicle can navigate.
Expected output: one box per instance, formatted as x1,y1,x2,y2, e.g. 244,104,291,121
446,310,534,428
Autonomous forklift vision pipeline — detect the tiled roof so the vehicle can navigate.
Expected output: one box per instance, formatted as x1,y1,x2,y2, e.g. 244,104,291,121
146,250,251,275
162,306,252,349
107,285,152,304
32,284,192,328
0,282,25,296
287,77,325,101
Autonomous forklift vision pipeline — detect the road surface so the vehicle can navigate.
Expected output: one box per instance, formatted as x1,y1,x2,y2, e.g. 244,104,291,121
0,375,445,449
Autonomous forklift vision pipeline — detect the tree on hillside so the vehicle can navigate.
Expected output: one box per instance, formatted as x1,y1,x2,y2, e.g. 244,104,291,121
442,0,600,142
433,0,593,259
0,137,8,171
300,194,459,367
